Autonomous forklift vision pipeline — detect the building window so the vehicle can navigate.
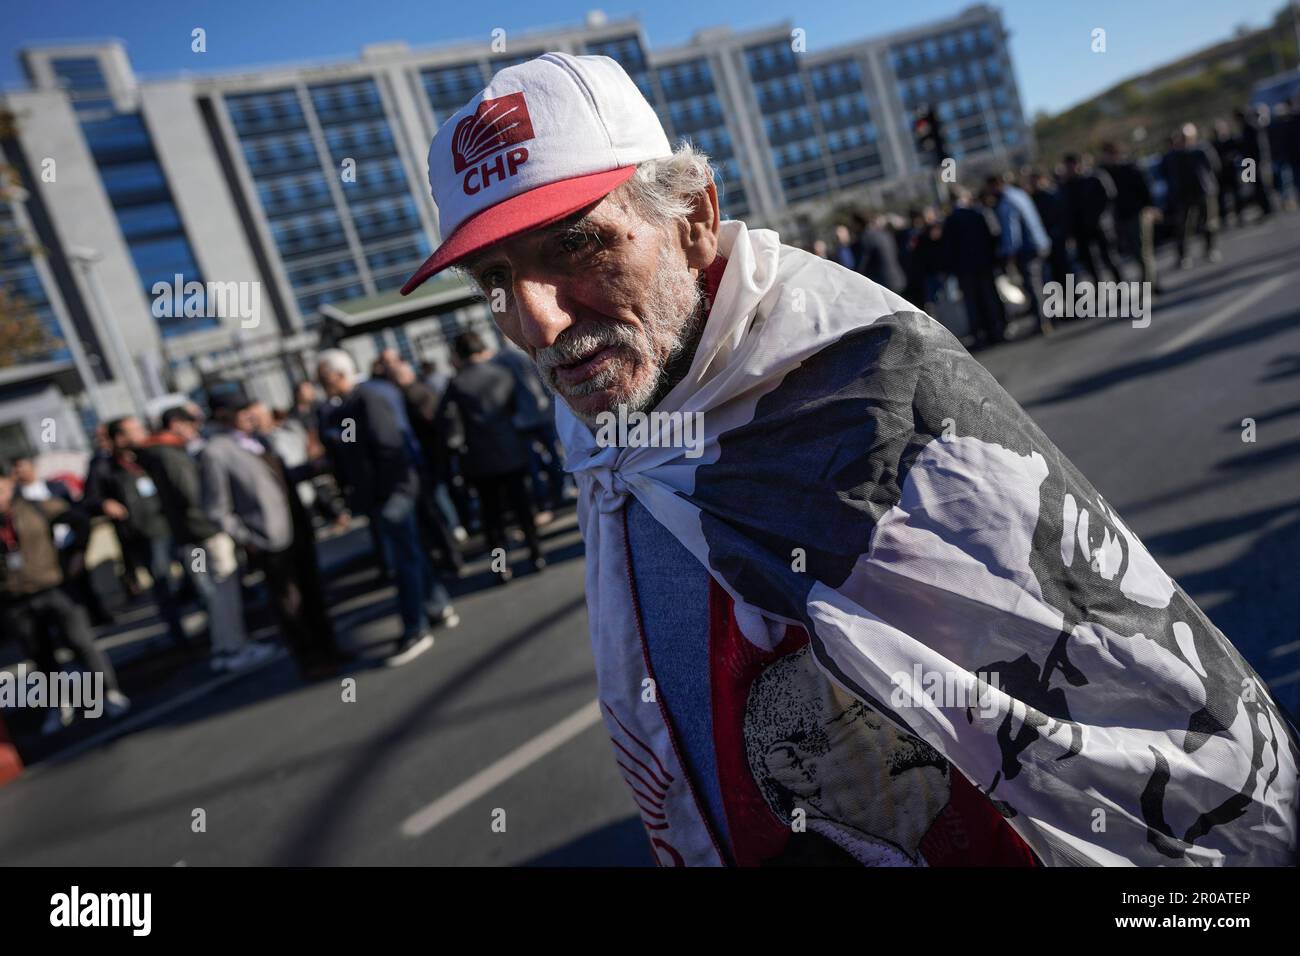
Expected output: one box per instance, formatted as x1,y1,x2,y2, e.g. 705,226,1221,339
584,35,648,72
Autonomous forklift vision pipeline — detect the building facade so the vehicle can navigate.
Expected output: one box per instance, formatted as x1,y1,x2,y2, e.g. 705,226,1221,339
0,5,1029,454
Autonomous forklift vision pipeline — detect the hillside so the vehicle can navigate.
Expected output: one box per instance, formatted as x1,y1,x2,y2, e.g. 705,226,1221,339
1033,5,1300,162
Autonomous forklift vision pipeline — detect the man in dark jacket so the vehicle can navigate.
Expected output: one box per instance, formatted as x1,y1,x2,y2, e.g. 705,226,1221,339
389,360,464,576
1027,170,1070,288
1100,142,1160,288
941,187,1006,348
1234,106,1274,219
495,343,569,512
442,331,546,584
83,422,138,603
93,416,188,647
1164,123,1221,268
1266,101,1298,206
1210,119,1243,227
317,350,459,666
1,466,129,735
902,207,945,308
854,213,906,293
1059,153,1122,284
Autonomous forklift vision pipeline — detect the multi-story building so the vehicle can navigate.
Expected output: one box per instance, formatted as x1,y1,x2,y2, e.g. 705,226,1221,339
0,5,1029,453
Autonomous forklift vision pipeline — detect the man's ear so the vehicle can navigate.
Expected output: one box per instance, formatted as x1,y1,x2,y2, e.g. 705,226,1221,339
681,181,721,271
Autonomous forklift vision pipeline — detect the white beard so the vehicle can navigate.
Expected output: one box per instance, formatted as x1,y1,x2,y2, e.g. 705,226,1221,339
537,244,703,427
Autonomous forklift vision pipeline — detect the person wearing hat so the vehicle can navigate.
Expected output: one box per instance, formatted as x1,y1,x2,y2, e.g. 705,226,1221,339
399,54,1298,866
200,387,343,680
141,405,272,674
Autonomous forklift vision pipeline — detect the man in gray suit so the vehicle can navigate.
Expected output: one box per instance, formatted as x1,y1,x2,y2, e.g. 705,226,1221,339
200,387,343,680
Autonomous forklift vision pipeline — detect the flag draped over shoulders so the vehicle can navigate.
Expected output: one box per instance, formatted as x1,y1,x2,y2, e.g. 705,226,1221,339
559,218,1299,867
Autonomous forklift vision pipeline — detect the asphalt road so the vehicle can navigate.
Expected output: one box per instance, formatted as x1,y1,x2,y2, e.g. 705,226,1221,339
1,210,1297,866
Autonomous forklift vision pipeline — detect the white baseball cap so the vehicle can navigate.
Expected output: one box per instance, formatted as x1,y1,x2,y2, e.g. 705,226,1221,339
401,52,673,294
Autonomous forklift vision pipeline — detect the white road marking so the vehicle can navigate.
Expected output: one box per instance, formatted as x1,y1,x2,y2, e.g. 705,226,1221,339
1269,641,1300,658
1154,276,1287,357
400,698,603,838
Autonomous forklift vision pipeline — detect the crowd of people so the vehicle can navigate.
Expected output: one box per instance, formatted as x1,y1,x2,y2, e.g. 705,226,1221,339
0,331,573,733
805,99,1300,348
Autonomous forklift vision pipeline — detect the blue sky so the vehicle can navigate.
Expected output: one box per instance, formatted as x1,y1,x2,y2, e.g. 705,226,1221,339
3,0,1294,115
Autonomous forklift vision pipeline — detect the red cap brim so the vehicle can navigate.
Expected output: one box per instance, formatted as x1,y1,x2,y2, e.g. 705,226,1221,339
400,165,638,295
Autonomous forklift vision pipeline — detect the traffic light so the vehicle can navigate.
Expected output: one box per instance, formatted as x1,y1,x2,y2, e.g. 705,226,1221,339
912,106,948,167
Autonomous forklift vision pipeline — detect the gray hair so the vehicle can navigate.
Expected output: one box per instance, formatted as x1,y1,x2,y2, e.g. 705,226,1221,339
316,347,356,379
616,142,716,226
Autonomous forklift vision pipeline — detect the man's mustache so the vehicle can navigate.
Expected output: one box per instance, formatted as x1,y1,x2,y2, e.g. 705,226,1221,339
534,322,645,376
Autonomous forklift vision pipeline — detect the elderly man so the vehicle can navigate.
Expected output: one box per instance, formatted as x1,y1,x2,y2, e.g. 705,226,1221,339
399,54,1298,867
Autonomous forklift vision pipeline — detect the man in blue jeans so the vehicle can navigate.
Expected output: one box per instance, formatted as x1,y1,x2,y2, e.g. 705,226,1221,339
316,349,459,666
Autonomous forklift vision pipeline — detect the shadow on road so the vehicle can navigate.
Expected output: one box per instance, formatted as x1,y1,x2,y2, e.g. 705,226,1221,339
1220,399,1300,431
1147,243,1300,312
1169,509,1300,719
265,586,591,864
520,816,654,866
1260,354,1300,384
1026,308,1300,409
1214,437,1300,472
0,586,593,863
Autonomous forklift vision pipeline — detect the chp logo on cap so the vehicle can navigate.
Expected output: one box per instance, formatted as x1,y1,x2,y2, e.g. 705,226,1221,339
452,92,535,195
401,53,673,295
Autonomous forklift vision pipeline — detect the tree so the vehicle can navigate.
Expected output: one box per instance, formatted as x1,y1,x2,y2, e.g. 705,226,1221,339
1,114,60,368
0,285,59,368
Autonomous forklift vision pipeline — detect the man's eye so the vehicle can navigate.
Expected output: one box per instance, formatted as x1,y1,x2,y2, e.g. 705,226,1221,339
559,232,592,255
481,269,506,290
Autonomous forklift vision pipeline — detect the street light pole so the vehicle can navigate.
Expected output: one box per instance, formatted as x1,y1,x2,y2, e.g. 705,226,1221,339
52,294,106,422
4,189,106,422
65,246,150,422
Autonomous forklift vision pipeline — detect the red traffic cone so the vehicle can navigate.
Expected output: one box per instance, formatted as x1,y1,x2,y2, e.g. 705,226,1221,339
0,712,22,787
